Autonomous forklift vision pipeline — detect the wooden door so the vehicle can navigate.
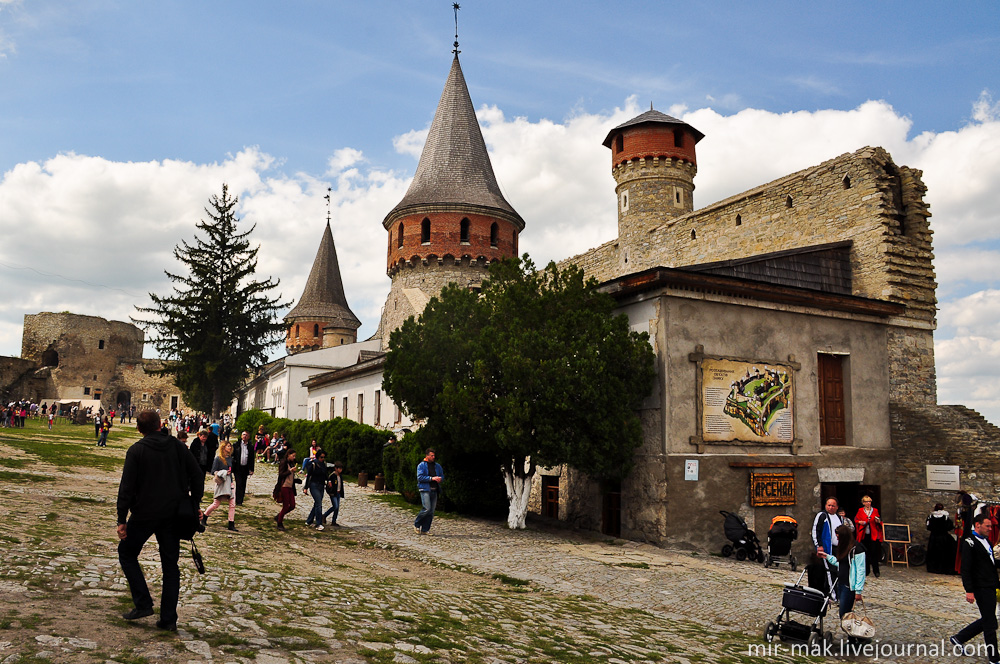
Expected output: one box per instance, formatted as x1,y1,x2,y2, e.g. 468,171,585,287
818,354,846,445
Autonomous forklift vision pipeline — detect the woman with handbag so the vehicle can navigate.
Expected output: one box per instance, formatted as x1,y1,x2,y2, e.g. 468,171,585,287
201,441,238,532
824,524,866,619
854,494,883,577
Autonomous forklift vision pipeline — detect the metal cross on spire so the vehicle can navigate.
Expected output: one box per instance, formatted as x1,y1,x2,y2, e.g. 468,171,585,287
325,187,331,224
453,3,461,55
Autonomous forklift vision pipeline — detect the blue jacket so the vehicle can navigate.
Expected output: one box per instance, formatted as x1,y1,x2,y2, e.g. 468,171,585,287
825,549,866,593
416,460,443,492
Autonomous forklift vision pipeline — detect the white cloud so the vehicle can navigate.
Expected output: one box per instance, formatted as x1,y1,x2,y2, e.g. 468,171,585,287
2,95,1000,424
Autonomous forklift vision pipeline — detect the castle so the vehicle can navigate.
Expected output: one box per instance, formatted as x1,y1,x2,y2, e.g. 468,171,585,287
240,48,998,551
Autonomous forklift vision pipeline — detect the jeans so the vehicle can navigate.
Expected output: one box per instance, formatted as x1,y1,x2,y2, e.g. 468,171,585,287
414,490,438,532
118,517,181,625
323,494,341,524
837,584,856,618
306,484,324,525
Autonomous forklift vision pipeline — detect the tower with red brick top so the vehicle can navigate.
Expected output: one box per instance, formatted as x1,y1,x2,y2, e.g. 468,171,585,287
378,54,524,346
602,110,704,259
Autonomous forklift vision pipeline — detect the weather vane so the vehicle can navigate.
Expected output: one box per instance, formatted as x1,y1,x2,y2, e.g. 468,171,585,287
325,187,331,224
453,3,461,55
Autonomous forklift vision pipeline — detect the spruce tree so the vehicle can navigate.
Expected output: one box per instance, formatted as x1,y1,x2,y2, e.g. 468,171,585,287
134,184,288,417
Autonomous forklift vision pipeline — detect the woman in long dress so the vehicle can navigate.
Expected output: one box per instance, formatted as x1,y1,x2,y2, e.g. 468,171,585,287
925,502,956,574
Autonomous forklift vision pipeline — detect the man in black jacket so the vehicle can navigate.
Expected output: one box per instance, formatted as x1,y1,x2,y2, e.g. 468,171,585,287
951,512,1000,663
231,430,255,506
117,410,204,631
189,428,218,477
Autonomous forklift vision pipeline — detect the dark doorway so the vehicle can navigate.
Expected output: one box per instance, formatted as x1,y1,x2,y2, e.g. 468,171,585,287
602,480,622,537
541,475,559,519
115,391,131,408
170,396,179,410
820,482,882,521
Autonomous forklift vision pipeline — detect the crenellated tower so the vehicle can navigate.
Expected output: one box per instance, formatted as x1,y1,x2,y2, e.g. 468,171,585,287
602,109,704,264
285,222,361,354
378,53,524,346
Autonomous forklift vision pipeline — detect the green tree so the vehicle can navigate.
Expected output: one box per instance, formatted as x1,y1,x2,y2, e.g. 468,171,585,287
134,184,288,416
383,256,656,528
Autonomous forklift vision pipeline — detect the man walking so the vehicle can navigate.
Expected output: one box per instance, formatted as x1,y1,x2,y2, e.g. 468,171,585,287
950,512,1000,663
232,430,255,506
813,497,843,590
414,448,443,535
116,410,203,631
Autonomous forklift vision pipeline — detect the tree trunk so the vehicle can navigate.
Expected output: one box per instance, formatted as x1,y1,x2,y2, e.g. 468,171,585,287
503,456,535,529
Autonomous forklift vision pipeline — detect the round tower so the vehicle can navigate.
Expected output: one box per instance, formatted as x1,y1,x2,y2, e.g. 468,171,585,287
602,109,704,248
378,54,524,347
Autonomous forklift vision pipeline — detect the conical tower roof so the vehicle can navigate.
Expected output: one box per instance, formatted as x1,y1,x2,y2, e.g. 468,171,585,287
602,108,704,147
384,54,523,229
286,222,361,329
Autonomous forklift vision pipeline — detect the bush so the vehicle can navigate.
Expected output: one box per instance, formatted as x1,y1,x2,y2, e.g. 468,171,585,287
232,410,393,476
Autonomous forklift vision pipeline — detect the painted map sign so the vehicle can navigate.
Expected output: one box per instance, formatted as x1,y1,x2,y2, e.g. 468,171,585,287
750,473,796,506
702,358,793,443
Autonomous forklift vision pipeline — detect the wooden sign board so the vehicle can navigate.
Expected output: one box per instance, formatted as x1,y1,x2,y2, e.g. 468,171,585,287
750,472,795,506
882,523,911,568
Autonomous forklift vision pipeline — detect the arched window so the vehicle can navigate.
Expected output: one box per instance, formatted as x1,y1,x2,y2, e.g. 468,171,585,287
490,222,499,248
673,129,683,148
421,218,431,244
615,134,624,153
735,214,742,226
397,222,404,248
313,324,319,338
513,230,518,254
785,195,793,208
690,229,697,240
460,218,470,243
295,324,300,339
842,175,851,189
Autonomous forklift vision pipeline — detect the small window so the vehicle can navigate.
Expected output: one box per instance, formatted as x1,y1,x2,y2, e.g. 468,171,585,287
83,387,90,395
615,134,623,153
397,222,404,248
690,229,697,240
98,340,105,350
675,190,681,204
842,175,851,189
735,214,742,226
295,324,300,339
142,393,148,401
460,218,470,243
375,390,381,424
330,397,336,419
785,195,793,208
357,393,364,423
513,230,518,254
673,129,683,148
342,396,348,419
620,190,629,212
93,374,98,380
313,324,319,338
421,218,431,244
490,222,499,248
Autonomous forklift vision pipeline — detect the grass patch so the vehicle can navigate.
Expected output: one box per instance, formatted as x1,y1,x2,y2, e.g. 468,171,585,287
491,573,529,587
616,561,650,569
0,470,55,483
0,457,30,469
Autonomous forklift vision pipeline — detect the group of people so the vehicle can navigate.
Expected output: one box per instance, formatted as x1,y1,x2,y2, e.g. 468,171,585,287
167,410,233,442
2,400,34,427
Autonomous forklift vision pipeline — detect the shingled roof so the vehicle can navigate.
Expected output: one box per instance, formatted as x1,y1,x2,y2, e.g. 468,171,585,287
384,54,523,229
285,222,361,329
602,108,705,148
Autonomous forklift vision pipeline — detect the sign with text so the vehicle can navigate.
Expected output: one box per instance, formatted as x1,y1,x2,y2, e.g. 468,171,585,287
750,472,796,506
925,465,961,491
702,359,794,443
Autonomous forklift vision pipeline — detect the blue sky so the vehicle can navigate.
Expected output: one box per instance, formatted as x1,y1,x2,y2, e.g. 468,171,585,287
1,1,999,421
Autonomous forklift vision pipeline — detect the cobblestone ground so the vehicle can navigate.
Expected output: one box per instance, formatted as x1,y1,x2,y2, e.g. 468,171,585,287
0,428,981,663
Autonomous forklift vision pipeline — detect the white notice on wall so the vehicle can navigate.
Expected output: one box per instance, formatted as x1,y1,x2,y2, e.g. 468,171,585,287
926,465,960,491
685,459,699,481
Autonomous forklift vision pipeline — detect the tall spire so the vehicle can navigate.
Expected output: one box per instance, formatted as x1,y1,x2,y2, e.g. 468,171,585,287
286,222,360,330
383,53,523,228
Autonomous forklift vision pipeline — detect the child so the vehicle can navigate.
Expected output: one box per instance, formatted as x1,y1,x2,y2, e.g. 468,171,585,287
323,462,345,527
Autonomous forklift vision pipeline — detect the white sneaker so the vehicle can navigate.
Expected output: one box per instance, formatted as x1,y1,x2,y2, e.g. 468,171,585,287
316,524,325,531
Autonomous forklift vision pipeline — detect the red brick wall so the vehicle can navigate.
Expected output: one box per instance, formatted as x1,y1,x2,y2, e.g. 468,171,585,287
386,211,519,271
286,320,323,352
610,126,698,169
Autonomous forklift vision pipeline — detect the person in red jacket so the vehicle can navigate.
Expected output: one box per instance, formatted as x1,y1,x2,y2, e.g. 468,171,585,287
854,494,883,578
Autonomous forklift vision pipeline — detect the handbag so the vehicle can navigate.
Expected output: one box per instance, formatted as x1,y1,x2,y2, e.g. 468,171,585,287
173,442,206,541
841,598,876,639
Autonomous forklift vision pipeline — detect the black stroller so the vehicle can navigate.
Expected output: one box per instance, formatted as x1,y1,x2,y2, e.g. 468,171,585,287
764,515,798,570
763,568,834,648
719,510,764,562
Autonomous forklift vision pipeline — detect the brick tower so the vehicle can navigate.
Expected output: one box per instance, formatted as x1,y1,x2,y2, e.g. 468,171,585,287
602,109,704,262
378,53,524,346
285,222,361,354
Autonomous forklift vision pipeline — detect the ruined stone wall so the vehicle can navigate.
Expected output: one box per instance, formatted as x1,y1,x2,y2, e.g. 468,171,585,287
115,360,187,412
0,356,47,402
893,404,1000,542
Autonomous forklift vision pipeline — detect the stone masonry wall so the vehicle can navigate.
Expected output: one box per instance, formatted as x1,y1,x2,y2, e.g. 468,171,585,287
893,404,1000,536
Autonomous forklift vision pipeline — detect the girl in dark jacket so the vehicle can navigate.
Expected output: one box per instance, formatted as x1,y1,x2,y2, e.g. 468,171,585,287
274,449,298,531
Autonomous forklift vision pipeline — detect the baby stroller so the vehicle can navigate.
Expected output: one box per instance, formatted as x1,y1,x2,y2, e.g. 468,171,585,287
719,510,764,562
765,515,799,570
763,568,834,648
